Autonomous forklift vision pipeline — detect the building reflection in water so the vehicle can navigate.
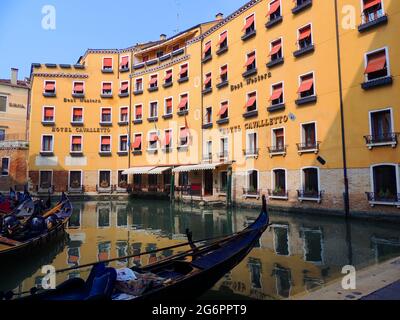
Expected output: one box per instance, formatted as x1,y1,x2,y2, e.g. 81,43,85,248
6,199,400,300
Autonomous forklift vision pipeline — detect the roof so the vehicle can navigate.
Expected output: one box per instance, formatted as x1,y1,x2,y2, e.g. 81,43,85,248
0,79,30,89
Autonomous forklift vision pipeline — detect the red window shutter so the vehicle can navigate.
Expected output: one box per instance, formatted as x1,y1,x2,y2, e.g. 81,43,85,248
120,56,129,68
270,85,283,101
298,26,312,41
121,136,128,142
244,53,256,67
72,137,82,144
267,0,280,15
73,109,83,116
44,108,54,117
269,41,282,56
45,82,55,91
103,83,112,90
180,128,188,139
149,76,158,85
101,137,111,144
164,131,172,146
218,103,229,116
217,32,228,46
245,95,257,109
180,65,188,76
74,82,84,93
102,109,111,115
150,133,158,142
203,42,211,54
121,108,128,115
364,51,387,74
204,74,212,85
136,105,142,116
103,58,112,68
133,135,142,148
297,76,314,93
120,82,129,91
363,0,381,10
178,97,188,109
221,65,228,75
164,70,172,80
242,15,255,31
166,99,173,108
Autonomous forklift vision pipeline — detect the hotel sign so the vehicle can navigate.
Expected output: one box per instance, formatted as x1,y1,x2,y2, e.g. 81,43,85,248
219,115,289,135
230,72,272,92
63,98,101,104
51,127,111,133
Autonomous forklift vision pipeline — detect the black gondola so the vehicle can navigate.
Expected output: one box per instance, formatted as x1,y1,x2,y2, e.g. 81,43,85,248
17,196,269,301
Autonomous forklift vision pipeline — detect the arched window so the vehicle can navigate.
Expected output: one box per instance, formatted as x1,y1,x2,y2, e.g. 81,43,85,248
371,164,398,202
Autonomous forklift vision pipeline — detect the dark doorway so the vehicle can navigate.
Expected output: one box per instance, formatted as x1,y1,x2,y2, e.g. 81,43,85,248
204,170,213,196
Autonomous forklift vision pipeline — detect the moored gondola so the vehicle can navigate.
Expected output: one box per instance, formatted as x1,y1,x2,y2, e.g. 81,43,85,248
15,196,269,301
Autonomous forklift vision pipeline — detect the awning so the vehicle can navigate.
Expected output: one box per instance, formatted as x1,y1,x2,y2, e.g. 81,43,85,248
72,137,82,144
299,26,312,41
44,107,54,117
102,108,111,114
164,70,172,80
218,103,228,116
363,0,381,10
148,167,172,175
204,74,212,85
244,54,256,67
101,137,111,144
103,83,112,90
180,65,188,75
364,51,386,74
269,42,282,56
267,0,280,15
180,128,189,138
74,83,84,93
149,76,158,85
132,135,141,148
220,65,228,75
269,86,283,101
73,108,83,116
120,56,129,68
242,15,254,31
244,95,257,109
135,105,142,116
45,82,55,91
178,97,188,109
121,108,128,115
297,77,314,93
163,131,172,146
172,163,223,173
120,83,129,91
203,42,211,54
217,32,227,46
123,167,155,175
103,58,112,68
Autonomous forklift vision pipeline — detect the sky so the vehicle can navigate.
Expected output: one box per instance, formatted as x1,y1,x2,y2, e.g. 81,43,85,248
0,0,246,80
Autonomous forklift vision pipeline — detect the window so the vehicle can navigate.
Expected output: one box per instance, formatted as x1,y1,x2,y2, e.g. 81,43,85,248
220,137,228,159
164,69,173,84
1,158,9,176
362,0,385,23
73,82,84,95
102,82,112,95
120,56,129,70
44,81,56,94
367,109,396,146
179,127,189,146
272,169,287,197
41,135,54,152
301,168,320,197
302,123,317,148
371,165,399,202
149,74,158,89
120,107,129,123
134,104,142,120
101,108,112,123
203,41,212,59
298,24,312,49
217,31,228,50
179,64,188,80
0,129,5,141
120,81,129,95
69,171,82,189
242,14,255,35
244,51,256,72
43,106,55,123
119,135,128,152
72,107,83,124
273,128,285,151
135,78,143,92
247,170,259,192
142,55,149,62
149,102,158,118
245,92,257,112
40,171,52,189
205,141,212,159
102,57,113,71
220,65,228,82
0,95,7,112
163,129,172,149
269,38,283,61
178,94,188,112
99,171,111,189
220,171,228,192
148,132,159,150
205,107,212,124
118,170,128,188
270,83,284,105
246,132,258,155
100,136,111,152
268,0,281,20
297,73,315,98
156,50,164,58
132,134,142,151
204,72,212,90
71,136,82,153
364,48,389,81
273,225,289,256
165,98,173,115
218,101,229,119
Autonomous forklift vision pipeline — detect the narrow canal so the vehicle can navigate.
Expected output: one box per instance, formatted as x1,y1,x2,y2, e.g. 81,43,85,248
2,199,400,300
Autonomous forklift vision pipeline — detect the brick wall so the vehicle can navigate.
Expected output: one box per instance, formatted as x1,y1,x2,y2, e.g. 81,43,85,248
0,149,28,191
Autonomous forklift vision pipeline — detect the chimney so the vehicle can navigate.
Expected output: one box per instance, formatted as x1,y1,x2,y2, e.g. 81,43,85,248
216,13,224,20
160,34,167,41
11,68,18,85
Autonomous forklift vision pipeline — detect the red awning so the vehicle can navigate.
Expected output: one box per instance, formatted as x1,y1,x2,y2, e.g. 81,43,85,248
166,99,173,108
120,83,129,91
178,97,188,109
121,108,128,115
121,136,128,142
203,42,211,54
164,70,172,80
102,108,111,115
73,109,83,116
103,58,112,68
180,65,188,75
297,77,314,93
72,137,82,144
132,135,141,149
244,54,256,67
120,56,129,68
74,83,84,93
44,108,54,117
269,86,283,101
45,82,55,91
103,83,112,90
101,137,111,144
269,42,282,56
163,131,172,146
364,51,386,74
221,66,228,75
217,32,227,46
267,0,280,15
204,74,212,85
245,96,257,109
217,103,228,116
298,26,312,41
363,0,381,10
136,105,142,116
242,15,255,31
149,133,158,142
149,76,158,85
180,128,189,138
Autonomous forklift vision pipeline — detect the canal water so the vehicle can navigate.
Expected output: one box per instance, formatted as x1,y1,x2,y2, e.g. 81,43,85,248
2,199,400,300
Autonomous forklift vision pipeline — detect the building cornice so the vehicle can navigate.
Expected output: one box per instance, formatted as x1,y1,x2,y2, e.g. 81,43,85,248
32,73,89,79
130,55,191,78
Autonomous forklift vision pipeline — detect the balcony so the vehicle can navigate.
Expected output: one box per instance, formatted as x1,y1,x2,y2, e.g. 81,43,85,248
265,15,283,29
132,63,145,70
364,133,399,149
0,134,29,150
297,142,320,154
266,57,284,69
366,192,400,208
147,148,158,155
177,145,189,152
117,150,129,156
100,121,112,127
119,66,130,73
293,44,315,58
171,48,185,57
70,150,84,157
268,145,287,157
361,76,393,90
292,0,312,15
41,120,55,127
297,190,323,203
243,148,259,159
145,59,158,67
216,45,228,56
216,187,228,196
268,189,289,200
118,120,129,126
132,150,142,156
242,188,261,199
71,120,84,127
296,95,317,106
358,12,388,33
241,29,256,41
159,53,172,62
36,185,55,195
242,68,257,78
216,80,229,89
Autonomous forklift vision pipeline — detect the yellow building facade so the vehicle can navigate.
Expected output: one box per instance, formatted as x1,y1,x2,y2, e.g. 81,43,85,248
28,0,400,216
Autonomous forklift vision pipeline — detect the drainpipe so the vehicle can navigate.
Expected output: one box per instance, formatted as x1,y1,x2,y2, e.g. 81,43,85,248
334,0,350,218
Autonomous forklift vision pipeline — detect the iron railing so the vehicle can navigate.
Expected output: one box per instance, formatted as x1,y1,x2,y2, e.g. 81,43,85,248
364,133,399,145
297,190,324,200
366,192,400,203
243,148,260,157
296,142,320,152
268,189,289,198
268,145,287,154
